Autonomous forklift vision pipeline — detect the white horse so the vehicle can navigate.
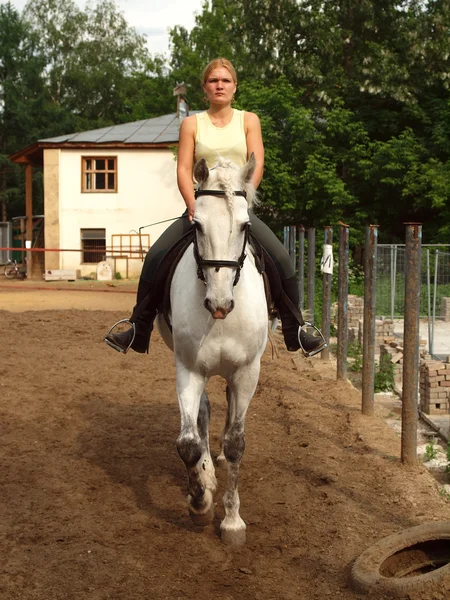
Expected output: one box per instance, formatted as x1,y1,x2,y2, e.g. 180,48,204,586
157,154,268,545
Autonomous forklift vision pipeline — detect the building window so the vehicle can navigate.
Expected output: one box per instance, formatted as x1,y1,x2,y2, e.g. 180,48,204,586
82,157,117,192
81,228,106,263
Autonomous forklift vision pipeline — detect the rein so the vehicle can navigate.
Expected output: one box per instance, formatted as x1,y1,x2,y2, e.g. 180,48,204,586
193,189,249,287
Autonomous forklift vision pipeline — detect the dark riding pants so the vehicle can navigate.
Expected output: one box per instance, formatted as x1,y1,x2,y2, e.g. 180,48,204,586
140,211,294,285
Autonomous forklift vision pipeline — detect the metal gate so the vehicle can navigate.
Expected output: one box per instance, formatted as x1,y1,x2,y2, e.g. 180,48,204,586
0,222,12,264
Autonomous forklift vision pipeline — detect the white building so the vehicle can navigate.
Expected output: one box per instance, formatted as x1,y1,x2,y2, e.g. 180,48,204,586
10,113,187,279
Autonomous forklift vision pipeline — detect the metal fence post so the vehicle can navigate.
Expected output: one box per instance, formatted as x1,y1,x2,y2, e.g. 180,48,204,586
432,249,439,357
321,227,333,360
337,223,349,380
390,246,395,320
289,225,296,269
401,223,422,466
298,226,305,310
362,225,378,416
307,228,315,324
426,249,432,356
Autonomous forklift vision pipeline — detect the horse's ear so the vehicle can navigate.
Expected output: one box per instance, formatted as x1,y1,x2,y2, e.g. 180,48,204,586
242,152,256,183
194,158,209,185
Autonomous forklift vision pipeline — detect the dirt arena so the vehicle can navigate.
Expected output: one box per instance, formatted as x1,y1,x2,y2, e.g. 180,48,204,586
1,281,450,600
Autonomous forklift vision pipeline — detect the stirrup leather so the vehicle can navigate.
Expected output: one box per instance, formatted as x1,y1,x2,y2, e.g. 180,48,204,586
298,322,327,358
104,319,136,354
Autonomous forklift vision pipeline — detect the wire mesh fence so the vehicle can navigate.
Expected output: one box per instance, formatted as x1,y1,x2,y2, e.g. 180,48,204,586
376,245,450,320
284,233,450,353
433,250,450,318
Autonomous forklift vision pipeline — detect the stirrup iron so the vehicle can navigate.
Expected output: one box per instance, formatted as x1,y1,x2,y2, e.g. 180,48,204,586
104,319,136,354
298,322,327,358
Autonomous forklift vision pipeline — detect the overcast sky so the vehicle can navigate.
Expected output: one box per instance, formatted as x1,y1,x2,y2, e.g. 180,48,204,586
0,0,204,56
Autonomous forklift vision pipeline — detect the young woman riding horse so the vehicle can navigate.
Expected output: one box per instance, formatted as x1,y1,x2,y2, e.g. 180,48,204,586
104,57,326,357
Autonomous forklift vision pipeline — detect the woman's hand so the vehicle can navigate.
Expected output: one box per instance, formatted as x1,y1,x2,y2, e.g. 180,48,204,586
187,201,195,222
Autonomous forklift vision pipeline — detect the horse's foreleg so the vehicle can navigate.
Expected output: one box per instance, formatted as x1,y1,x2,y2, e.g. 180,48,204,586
197,391,218,498
217,388,230,467
176,367,215,526
220,362,260,546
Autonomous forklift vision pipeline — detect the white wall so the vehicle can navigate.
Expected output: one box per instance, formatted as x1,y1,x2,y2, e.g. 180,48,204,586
53,148,185,278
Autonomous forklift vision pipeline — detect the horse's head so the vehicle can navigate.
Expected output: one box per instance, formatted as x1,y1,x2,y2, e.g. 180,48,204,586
193,154,257,320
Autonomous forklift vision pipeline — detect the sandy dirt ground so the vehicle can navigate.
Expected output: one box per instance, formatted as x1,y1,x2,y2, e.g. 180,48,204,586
0,279,450,600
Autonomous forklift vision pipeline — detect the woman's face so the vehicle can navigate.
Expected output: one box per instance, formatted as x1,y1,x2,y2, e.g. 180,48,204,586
203,67,237,106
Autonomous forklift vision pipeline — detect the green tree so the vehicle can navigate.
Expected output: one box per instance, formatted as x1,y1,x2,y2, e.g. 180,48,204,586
117,56,175,122
0,2,45,220
23,0,150,128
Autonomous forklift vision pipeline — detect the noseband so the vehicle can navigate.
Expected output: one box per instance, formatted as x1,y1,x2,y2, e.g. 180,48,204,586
193,189,249,287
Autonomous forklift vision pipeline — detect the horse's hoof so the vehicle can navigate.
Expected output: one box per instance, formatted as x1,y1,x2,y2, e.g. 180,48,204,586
189,502,215,526
221,526,246,546
188,490,214,526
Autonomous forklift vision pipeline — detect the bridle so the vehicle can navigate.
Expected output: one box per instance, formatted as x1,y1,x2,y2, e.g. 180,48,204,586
193,189,249,287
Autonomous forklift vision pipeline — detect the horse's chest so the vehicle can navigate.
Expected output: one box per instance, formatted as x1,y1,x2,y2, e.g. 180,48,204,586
178,331,262,377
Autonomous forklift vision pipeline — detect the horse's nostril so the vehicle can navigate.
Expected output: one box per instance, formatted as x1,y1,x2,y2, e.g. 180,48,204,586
204,298,234,317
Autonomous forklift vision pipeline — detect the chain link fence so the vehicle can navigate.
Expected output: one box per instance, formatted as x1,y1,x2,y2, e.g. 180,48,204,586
377,245,450,355
376,245,450,318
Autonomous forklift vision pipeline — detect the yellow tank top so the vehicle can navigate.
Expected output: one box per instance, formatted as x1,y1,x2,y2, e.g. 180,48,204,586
195,109,247,168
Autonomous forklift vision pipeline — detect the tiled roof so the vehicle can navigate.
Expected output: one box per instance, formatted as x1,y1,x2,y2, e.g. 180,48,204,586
39,113,190,145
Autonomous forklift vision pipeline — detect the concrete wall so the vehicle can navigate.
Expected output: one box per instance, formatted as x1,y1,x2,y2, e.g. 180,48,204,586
44,147,185,278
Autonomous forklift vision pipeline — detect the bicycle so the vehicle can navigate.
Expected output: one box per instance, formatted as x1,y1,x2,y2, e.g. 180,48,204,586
4,258,27,280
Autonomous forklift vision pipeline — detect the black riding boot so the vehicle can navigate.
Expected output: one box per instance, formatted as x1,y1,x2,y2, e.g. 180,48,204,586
280,276,327,355
104,277,156,354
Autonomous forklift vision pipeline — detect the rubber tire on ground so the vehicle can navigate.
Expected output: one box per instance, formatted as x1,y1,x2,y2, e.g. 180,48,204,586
4,266,17,279
350,521,450,598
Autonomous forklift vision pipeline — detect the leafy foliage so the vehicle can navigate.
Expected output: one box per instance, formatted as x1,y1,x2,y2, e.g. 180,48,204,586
424,441,439,462
347,341,363,373
374,353,395,393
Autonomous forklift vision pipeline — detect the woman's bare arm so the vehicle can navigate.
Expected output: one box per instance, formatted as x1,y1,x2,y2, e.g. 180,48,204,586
177,115,197,221
245,112,264,189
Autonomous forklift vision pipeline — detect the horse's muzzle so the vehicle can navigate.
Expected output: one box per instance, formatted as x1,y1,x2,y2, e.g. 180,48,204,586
204,298,235,319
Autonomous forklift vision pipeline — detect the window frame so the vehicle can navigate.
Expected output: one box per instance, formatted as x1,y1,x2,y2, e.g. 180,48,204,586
81,156,118,193
80,228,106,264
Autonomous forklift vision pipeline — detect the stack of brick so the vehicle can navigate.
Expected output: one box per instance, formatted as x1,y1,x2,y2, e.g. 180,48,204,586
419,358,450,414
332,295,395,349
358,317,395,349
441,297,450,322
347,295,364,342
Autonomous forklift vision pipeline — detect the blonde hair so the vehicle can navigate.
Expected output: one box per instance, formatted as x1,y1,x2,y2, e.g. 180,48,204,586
201,58,237,86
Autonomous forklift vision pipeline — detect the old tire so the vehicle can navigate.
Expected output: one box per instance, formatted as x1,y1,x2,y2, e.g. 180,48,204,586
351,522,450,598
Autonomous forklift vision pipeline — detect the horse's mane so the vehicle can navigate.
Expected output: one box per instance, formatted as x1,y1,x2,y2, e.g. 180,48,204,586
211,157,258,210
